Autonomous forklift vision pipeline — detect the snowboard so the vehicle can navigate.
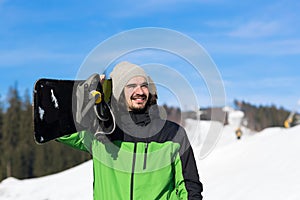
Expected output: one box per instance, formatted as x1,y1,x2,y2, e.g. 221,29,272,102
33,74,114,144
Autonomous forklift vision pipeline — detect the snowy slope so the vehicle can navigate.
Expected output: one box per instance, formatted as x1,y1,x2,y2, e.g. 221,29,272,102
199,124,300,200
1,120,300,199
0,161,93,200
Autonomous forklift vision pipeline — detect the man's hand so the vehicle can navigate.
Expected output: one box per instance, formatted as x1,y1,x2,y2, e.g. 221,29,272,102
100,74,106,84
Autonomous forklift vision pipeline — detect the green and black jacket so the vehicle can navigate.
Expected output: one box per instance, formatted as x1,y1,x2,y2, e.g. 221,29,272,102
58,111,203,200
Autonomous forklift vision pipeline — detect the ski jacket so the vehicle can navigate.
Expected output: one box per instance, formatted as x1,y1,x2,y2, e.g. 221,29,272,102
58,113,203,200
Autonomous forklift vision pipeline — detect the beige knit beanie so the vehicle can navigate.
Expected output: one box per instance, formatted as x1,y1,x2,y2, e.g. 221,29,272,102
110,61,149,101
148,76,157,97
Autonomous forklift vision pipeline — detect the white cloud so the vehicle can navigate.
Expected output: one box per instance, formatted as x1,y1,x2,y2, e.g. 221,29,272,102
207,38,300,55
271,39,300,54
233,77,298,89
225,1,299,39
0,49,81,67
228,21,281,38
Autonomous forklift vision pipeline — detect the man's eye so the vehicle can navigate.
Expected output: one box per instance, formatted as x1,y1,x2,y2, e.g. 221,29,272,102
126,84,137,88
126,83,148,89
141,83,149,88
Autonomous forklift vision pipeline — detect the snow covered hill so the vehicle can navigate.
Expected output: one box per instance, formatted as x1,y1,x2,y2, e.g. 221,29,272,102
1,120,300,200
0,160,93,200
199,124,300,200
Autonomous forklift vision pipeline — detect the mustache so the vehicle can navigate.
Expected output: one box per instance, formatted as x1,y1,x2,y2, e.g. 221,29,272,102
130,94,147,100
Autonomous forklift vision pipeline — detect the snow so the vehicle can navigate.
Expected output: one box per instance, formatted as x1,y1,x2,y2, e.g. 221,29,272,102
38,107,45,120
0,161,93,200
199,124,300,200
51,89,59,108
1,109,300,199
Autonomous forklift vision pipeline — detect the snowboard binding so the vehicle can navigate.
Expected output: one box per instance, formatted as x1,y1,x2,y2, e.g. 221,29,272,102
75,73,115,136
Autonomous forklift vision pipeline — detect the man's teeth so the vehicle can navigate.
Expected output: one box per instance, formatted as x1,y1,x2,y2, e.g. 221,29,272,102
132,96,145,100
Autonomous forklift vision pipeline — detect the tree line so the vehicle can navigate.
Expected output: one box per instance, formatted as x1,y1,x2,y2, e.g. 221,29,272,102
0,86,91,182
180,100,295,132
233,100,294,131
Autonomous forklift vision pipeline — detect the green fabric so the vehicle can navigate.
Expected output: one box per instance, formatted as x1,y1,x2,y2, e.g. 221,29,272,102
102,79,112,103
58,131,189,200
173,154,188,199
57,131,92,152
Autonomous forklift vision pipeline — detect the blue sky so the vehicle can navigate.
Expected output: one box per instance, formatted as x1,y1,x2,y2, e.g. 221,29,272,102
0,0,300,111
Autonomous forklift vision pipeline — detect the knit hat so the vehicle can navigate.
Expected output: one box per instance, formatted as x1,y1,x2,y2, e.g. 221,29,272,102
148,76,157,97
110,61,148,101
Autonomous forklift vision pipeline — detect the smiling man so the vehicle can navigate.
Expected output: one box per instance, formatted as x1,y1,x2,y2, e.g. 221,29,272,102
58,61,203,199
108,61,203,199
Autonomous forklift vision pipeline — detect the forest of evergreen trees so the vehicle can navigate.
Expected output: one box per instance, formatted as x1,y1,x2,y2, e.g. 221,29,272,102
233,100,294,131
0,86,91,182
0,86,296,182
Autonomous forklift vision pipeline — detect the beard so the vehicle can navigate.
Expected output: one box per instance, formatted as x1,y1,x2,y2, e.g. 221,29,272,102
128,94,148,113
129,104,146,112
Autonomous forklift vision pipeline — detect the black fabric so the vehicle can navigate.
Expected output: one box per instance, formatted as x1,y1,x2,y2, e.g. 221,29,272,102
129,111,151,127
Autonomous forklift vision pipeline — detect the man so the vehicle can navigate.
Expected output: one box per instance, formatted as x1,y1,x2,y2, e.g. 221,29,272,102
58,61,203,199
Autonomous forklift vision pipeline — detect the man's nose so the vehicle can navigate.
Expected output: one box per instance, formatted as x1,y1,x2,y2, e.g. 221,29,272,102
134,85,144,94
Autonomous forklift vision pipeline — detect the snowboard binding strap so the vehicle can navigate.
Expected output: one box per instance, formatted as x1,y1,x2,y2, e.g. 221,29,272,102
76,74,115,135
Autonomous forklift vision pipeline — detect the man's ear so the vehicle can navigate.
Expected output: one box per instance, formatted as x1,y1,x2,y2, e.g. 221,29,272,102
148,93,158,106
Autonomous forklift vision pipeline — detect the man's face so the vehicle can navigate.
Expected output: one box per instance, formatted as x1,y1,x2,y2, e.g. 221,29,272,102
124,76,149,112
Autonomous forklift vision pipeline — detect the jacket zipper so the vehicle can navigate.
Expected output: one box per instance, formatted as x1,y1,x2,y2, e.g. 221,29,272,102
143,142,148,170
130,143,137,200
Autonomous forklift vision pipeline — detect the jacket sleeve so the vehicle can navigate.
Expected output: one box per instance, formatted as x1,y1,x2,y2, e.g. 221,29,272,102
174,127,203,200
56,131,93,153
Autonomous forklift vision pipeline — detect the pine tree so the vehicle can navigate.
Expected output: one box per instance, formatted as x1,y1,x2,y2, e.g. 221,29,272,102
18,89,35,178
2,86,22,178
